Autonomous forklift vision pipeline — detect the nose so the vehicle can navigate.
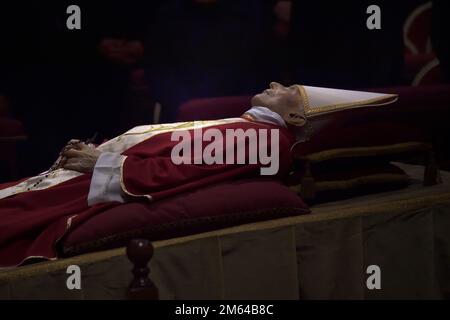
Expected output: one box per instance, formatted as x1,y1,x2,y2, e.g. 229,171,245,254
270,82,282,89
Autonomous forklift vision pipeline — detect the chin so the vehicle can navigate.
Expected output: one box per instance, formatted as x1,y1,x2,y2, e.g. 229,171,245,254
251,94,263,107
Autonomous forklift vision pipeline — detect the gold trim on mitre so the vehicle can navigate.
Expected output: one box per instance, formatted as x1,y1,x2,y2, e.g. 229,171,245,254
296,85,398,118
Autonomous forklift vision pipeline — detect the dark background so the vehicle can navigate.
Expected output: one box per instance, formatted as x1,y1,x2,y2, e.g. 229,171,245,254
0,0,448,179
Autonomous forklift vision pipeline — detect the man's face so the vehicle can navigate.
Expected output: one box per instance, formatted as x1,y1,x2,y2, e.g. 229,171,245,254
251,82,306,126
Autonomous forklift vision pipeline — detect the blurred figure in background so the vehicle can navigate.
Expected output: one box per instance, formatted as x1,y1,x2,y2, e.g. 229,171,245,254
432,0,450,82
0,1,151,177
144,0,281,122
288,0,407,88
1,0,427,179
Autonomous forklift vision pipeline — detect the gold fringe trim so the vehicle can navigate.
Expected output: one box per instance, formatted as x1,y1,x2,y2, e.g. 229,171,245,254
119,155,153,200
298,141,429,163
290,173,409,194
120,121,196,136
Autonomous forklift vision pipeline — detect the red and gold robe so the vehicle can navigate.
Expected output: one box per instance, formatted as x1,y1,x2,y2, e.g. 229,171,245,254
0,118,294,267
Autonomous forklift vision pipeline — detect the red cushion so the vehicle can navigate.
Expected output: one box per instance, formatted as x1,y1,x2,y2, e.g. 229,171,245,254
61,178,309,256
370,85,450,112
293,118,426,158
177,96,252,121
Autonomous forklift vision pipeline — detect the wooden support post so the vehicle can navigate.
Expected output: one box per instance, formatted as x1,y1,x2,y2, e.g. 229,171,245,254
126,239,159,300
300,160,316,202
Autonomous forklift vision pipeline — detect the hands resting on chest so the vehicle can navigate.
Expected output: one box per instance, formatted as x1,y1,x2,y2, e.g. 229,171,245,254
59,139,102,174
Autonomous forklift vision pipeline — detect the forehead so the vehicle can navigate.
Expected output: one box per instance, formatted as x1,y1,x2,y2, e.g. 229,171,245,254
288,85,298,93
270,83,302,104
279,84,299,93
283,85,302,100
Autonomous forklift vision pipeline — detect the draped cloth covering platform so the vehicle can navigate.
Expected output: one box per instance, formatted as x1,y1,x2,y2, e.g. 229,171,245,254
1,162,450,299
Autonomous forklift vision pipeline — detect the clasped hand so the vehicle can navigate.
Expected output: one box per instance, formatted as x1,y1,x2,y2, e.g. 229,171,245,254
59,139,101,173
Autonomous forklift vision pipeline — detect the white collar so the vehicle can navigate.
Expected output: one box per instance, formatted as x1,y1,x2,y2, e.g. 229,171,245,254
243,106,286,127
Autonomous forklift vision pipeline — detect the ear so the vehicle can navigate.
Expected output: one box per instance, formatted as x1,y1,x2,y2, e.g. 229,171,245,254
285,112,306,126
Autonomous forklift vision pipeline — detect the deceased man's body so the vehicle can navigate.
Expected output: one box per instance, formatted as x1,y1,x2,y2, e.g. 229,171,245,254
0,82,398,267
0,82,305,267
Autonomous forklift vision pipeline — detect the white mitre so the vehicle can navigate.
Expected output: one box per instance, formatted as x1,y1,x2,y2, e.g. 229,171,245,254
289,85,399,146
296,85,398,119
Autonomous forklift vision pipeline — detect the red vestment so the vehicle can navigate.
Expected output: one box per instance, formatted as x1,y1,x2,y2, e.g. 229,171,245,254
0,120,294,267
